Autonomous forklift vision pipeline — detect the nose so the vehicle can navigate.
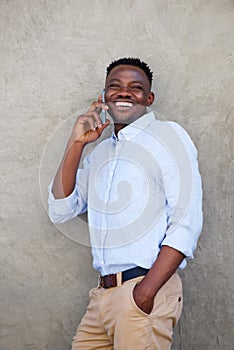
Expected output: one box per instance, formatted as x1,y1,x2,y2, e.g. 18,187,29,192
116,86,132,98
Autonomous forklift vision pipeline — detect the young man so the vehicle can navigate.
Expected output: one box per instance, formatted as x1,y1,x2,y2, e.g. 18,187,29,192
48,58,203,349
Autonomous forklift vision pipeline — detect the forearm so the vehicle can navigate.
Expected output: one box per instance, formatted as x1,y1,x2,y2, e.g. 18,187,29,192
142,246,185,298
52,140,85,199
133,246,185,314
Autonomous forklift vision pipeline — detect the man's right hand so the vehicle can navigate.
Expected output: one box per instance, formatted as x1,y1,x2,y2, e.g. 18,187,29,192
69,101,110,145
52,100,110,199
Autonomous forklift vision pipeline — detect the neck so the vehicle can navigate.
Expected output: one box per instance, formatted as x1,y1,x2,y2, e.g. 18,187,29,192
114,123,128,135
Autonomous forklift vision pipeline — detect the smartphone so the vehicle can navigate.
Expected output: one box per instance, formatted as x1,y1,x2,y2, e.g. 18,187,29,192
101,89,106,124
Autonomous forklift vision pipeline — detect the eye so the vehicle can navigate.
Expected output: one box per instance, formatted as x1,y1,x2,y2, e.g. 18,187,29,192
131,85,143,91
109,83,120,89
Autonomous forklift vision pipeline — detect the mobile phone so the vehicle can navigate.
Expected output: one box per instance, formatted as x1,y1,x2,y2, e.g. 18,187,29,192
101,89,106,124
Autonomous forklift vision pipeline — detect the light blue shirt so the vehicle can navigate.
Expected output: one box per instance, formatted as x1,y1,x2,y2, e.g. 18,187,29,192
48,111,203,276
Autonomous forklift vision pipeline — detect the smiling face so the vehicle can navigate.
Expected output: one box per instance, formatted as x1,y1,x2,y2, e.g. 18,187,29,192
104,65,154,125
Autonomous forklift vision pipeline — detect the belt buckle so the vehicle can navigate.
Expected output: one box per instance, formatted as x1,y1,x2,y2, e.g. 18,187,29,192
104,274,117,288
98,272,122,289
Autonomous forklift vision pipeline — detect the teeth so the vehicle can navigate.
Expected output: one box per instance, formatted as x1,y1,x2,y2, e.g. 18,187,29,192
115,102,133,107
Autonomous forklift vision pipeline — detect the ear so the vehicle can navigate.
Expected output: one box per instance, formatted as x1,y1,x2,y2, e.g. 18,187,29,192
147,92,155,106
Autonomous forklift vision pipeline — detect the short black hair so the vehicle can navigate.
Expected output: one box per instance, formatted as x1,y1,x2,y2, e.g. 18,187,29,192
106,57,153,86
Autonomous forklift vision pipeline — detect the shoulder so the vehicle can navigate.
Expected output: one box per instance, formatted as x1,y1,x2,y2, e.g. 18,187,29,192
149,119,198,157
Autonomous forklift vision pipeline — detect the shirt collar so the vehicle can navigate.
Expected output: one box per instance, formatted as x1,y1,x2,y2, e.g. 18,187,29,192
111,111,155,143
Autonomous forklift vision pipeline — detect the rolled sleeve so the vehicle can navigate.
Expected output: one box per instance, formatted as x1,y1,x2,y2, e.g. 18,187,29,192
47,182,87,224
47,153,91,224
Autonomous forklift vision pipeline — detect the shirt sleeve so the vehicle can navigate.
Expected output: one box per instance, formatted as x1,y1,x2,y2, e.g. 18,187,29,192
47,154,90,224
160,122,203,259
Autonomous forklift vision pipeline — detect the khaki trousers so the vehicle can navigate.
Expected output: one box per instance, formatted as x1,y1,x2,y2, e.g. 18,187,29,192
72,273,183,350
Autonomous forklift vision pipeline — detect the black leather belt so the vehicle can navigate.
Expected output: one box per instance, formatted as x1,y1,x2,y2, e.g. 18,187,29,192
99,266,149,289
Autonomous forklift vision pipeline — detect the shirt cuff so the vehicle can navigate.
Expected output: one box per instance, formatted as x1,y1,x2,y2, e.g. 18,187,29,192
161,226,198,260
47,181,78,221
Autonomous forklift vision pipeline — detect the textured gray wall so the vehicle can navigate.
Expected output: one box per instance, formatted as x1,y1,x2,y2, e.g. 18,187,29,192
0,1,233,349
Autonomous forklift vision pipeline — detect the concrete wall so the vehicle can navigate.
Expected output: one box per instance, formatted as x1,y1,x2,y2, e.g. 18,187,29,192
0,0,233,349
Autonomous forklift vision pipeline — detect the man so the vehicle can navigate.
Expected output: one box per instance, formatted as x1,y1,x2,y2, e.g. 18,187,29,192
48,57,203,349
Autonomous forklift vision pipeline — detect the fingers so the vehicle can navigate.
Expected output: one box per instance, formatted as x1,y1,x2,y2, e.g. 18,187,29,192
89,101,108,114
73,100,109,142
85,101,108,128
78,111,101,131
99,118,110,130
76,109,110,132
94,119,110,138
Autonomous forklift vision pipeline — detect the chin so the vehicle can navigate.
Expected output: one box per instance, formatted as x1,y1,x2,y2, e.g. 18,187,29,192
108,105,147,125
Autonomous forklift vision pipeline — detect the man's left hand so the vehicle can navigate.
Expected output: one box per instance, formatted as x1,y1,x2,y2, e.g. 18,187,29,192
132,281,155,315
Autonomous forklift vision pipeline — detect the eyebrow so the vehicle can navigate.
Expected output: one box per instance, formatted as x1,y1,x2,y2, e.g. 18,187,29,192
108,79,144,85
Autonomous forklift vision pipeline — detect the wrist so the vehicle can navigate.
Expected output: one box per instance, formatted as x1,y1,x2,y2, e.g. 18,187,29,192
139,277,158,299
67,137,86,150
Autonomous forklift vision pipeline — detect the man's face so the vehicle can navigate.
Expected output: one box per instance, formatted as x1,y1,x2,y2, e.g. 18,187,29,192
104,65,154,124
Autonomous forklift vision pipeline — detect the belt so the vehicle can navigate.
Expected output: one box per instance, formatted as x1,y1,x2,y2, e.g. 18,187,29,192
99,266,149,289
